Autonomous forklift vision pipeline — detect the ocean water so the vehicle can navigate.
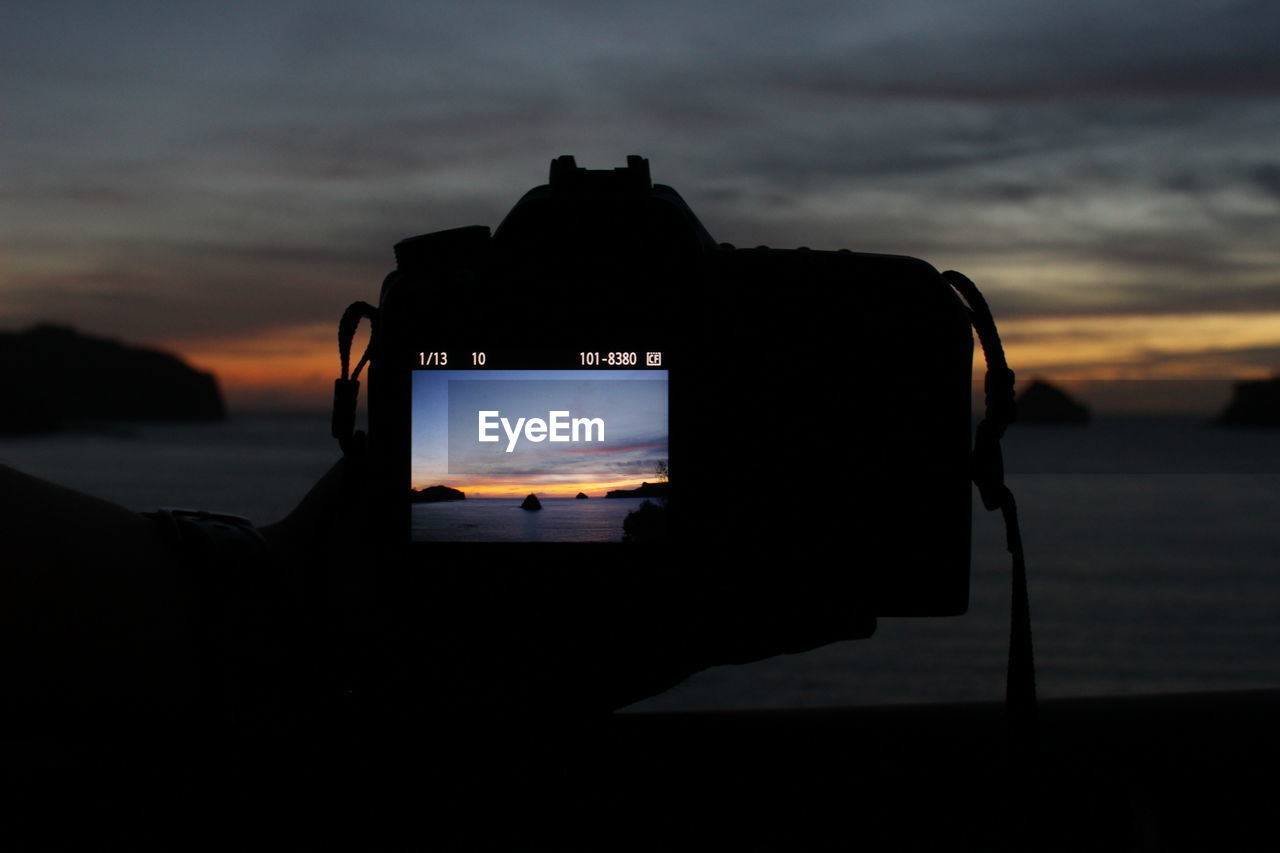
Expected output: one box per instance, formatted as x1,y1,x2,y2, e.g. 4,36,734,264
3,414,1278,710
412,497,651,542
0,414,339,524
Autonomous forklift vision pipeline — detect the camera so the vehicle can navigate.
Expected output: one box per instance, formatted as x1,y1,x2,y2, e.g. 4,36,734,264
366,155,973,617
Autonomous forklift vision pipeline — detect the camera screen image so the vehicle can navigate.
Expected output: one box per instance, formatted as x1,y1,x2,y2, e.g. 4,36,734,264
410,353,669,542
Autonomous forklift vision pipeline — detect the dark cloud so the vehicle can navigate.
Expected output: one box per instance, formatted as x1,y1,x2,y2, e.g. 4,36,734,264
1251,163,1280,200
1163,170,1213,195
752,1,1280,103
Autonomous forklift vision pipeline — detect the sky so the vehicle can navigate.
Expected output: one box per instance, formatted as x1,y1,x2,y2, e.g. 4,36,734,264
4,0,1279,412
413,370,668,497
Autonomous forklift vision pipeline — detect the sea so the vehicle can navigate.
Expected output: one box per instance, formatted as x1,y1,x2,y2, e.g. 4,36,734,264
412,497,652,542
3,412,1279,712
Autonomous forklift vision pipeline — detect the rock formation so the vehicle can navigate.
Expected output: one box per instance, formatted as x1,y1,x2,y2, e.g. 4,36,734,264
1216,376,1280,427
1016,379,1090,424
605,481,670,499
410,485,466,502
520,493,542,510
0,324,224,434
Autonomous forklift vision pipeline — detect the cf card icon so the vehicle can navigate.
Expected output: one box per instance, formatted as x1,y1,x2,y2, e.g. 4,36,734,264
646,352,662,367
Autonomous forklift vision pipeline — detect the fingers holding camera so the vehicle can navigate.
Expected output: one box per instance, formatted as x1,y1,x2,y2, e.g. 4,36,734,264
259,455,876,715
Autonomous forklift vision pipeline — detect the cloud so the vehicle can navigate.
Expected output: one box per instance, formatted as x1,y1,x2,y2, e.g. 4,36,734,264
5,0,1280,388
1251,163,1280,200
751,1,1280,102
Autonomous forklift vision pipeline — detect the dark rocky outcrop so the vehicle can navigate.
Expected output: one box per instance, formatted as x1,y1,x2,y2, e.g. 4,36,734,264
605,481,670,499
575,492,589,499
410,485,466,503
1016,379,1090,424
520,493,542,510
622,499,670,543
1216,376,1280,427
0,324,224,434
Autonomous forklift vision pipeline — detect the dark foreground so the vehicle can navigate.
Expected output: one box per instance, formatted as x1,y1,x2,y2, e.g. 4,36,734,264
6,689,1278,850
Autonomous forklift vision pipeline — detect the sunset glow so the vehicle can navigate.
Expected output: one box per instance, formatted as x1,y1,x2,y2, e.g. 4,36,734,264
155,323,348,410
147,309,1280,415
5,3,1280,419
413,477,655,499
997,312,1280,380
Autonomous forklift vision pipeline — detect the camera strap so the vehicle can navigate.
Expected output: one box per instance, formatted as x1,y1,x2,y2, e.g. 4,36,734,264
942,270,1038,774
333,300,378,455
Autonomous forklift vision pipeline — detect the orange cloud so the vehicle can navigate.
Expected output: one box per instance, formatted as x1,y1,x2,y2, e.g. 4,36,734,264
157,311,1280,416
990,312,1280,380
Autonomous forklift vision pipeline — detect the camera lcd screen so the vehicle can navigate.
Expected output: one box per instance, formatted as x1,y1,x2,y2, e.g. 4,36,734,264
410,349,669,543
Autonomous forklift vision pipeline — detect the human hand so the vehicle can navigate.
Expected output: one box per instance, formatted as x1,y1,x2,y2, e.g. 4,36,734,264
261,452,875,718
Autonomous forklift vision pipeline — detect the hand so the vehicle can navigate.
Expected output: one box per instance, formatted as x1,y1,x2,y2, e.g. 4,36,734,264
262,452,875,718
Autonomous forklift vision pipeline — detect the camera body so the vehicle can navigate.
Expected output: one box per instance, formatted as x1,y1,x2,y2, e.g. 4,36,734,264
368,156,972,617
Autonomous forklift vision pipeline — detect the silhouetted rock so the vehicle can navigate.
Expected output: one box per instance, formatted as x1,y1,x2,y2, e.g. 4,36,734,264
1016,379,1090,424
1216,376,1280,427
605,481,670,499
0,386,61,436
622,499,670,543
520,493,542,510
575,492,589,499
410,485,466,502
0,324,224,434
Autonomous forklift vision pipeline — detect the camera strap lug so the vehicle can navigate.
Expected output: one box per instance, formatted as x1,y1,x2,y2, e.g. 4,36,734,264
333,301,377,455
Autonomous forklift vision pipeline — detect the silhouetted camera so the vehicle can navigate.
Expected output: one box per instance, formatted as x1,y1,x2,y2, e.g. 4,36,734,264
368,156,972,616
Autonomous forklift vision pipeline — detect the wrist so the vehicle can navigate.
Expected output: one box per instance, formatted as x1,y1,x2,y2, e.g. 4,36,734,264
145,508,294,730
